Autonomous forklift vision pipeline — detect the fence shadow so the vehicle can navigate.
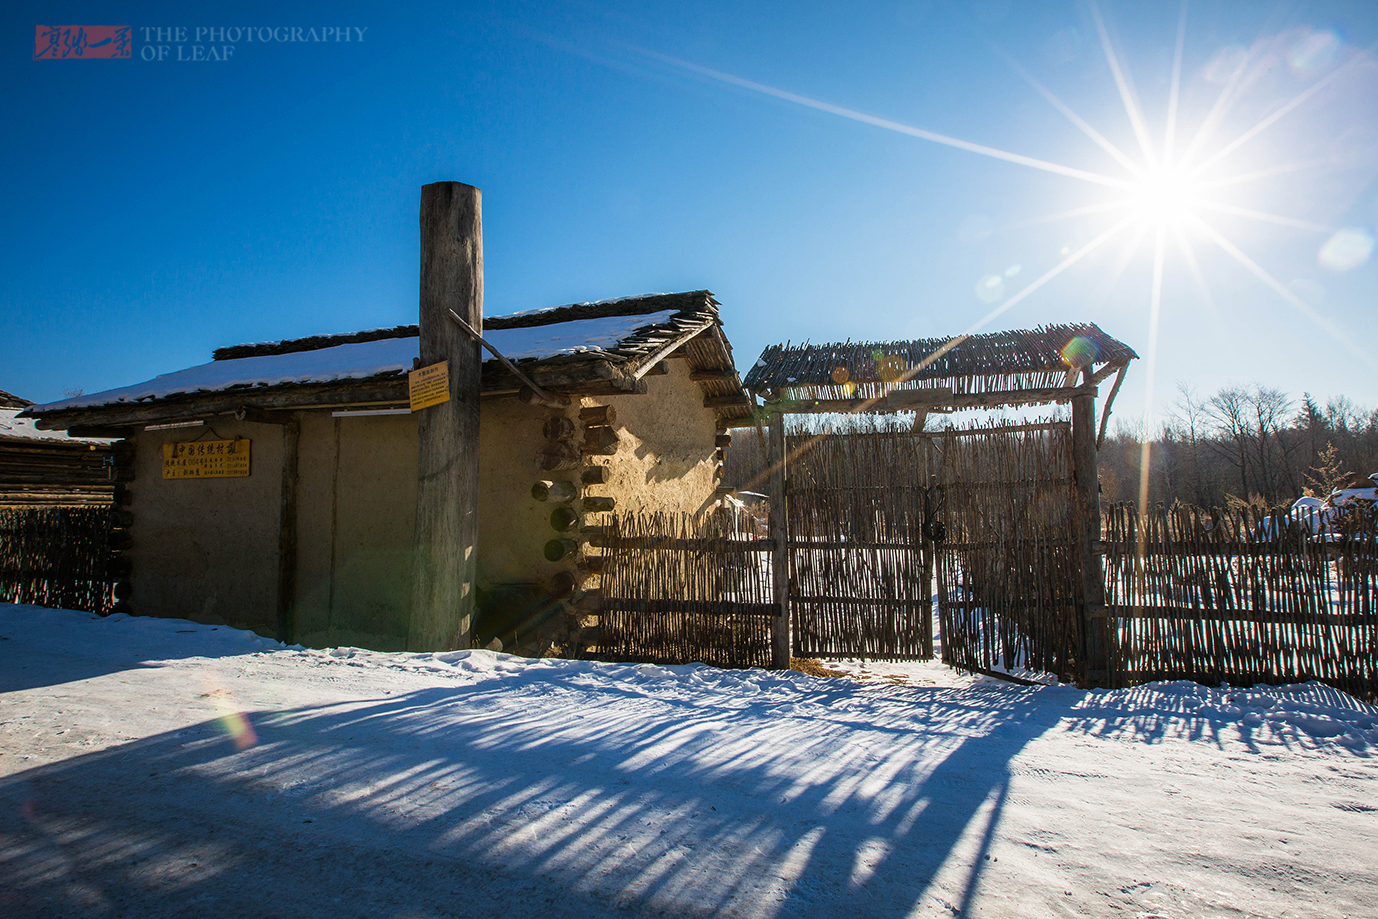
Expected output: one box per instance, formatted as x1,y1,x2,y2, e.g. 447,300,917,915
0,605,282,693
1,674,1074,918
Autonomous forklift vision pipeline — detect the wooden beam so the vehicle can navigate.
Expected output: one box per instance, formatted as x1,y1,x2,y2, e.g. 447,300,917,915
1097,362,1128,448
767,412,790,670
882,386,954,410
1090,360,1124,385
689,369,738,383
408,181,482,652
601,598,778,617
65,426,126,439
586,536,773,551
704,393,752,409
30,380,412,431
767,383,1098,415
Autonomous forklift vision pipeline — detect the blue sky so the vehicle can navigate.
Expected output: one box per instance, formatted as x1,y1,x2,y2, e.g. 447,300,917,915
4,1,1377,426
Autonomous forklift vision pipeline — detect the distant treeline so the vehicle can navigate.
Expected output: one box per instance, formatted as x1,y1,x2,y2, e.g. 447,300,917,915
1099,385,1378,509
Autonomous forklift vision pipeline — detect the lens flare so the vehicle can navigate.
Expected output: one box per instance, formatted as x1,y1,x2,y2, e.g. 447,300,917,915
1318,228,1375,271
975,274,1005,302
217,709,259,750
1288,29,1341,74
203,682,259,750
1060,336,1099,367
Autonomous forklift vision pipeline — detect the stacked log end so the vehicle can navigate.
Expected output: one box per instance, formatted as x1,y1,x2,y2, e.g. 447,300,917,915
532,480,578,502
712,425,727,486
529,403,624,658
582,426,619,456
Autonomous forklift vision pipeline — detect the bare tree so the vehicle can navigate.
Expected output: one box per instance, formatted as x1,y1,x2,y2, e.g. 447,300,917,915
1166,383,1212,505
1247,386,1296,501
1206,386,1252,500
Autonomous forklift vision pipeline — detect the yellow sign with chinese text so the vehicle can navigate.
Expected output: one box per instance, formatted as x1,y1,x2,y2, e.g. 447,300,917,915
162,438,251,479
409,360,450,411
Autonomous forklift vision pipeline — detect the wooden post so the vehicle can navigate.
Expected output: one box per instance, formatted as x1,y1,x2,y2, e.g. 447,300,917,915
1072,378,1109,687
276,416,300,645
408,182,483,652
920,472,936,660
768,410,790,669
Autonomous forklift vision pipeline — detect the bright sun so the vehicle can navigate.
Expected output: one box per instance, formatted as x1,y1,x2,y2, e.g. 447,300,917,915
1128,166,1203,226
653,0,1368,380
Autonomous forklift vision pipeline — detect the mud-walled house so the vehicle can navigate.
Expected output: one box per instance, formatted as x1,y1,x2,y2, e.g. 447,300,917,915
22,291,754,655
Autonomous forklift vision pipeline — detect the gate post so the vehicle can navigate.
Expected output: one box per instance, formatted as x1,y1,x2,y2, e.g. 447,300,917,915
767,410,790,670
921,472,937,660
1073,380,1110,687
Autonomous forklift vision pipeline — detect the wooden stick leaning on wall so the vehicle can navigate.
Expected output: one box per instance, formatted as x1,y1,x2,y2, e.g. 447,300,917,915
446,308,570,409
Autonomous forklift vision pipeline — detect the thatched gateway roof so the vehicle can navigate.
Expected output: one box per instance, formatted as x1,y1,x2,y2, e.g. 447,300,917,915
25,291,753,432
744,323,1136,409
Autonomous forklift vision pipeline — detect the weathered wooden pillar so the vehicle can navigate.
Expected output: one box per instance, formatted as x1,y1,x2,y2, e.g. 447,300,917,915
767,411,790,669
1072,378,1109,686
276,416,300,645
408,182,483,652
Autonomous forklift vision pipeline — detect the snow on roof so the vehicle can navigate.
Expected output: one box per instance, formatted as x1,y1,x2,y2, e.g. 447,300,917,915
0,408,113,443
29,310,680,412
494,292,673,322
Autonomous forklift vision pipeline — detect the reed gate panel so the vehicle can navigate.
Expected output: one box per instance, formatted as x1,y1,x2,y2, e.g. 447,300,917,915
785,428,932,660
931,423,1082,680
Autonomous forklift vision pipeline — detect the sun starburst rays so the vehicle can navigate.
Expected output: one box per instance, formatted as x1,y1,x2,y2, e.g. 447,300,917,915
633,5,1369,509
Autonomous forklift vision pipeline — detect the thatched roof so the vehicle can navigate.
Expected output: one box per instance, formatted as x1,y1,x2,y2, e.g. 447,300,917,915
209,292,724,365
24,291,753,429
744,323,1136,402
0,389,32,409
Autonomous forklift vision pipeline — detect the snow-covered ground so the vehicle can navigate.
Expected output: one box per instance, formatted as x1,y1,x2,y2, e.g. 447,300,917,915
3,604,1377,918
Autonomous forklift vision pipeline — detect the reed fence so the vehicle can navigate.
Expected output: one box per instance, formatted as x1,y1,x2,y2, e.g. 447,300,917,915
1103,502,1378,695
933,422,1082,681
0,505,114,614
598,511,775,668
